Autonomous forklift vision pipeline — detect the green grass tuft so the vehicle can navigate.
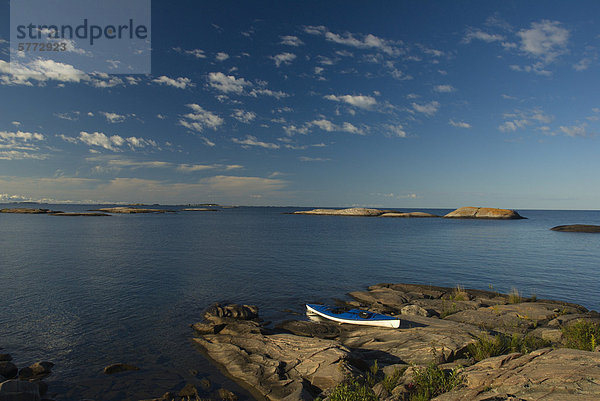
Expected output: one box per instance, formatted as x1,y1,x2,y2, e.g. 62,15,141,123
562,320,600,351
508,288,522,304
451,285,469,302
381,367,404,393
408,362,463,401
467,333,550,361
325,377,378,401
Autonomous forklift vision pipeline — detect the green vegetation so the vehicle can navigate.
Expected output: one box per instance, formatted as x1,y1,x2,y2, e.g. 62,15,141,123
316,376,378,401
440,301,458,318
467,333,551,361
408,362,463,401
562,320,600,351
508,288,522,304
326,378,378,401
451,285,469,302
381,367,404,393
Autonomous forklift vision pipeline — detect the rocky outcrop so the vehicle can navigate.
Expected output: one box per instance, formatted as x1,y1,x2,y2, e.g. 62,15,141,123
192,284,600,401
0,208,58,214
49,212,110,216
293,208,385,216
103,363,139,374
192,311,351,401
379,212,439,218
181,208,219,212
551,224,600,233
444,207,525,219
91,207,171,214
0,380,42,401
433,348,600,400
0,354,53,400
293,208,440,218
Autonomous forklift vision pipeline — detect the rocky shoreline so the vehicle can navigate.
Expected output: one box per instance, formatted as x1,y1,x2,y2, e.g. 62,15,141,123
190,283,600,401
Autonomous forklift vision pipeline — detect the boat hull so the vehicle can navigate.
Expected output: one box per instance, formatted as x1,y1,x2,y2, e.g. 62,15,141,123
306,304,400,328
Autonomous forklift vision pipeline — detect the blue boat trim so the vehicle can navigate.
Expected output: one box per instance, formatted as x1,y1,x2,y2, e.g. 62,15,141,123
306,304,400,326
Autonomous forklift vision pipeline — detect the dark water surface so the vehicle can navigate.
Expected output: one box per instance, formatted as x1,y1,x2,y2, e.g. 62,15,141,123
1,205,599,399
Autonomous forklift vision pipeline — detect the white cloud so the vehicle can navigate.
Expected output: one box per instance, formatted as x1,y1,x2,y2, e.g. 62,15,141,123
271,52,296,67
449,119,471,129
283,124,310,136
298,156,330,162
11,121,21,127
179,104,224,132
216,52,230,61
152,76,193,89
232,135,280,149
305,26,402,56
560,124,587,137
412,101,440,116
0,130,46,159
324,94,377,109
0,174,287,204
0,59,88,86
248,88,288,99
0,130,45,158
309,119,365,135
231,109,257,123
78,131,124,151
54,111,80,121
0,150,47,160
280,35,304,46
125,136,157,149
433,85,455,93
509,62,552,76
99,111,126,123
573,58,592,71
310,119,336,132
385,124,407,138
498,108,553,132
174,47,207,58
517,20,569,63
72,132,156,151
462,29,505,44
176,164,218,172
156,114,167,120
208,72,251,94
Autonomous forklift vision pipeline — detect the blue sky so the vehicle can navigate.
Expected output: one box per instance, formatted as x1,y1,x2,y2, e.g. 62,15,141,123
1,1,600,208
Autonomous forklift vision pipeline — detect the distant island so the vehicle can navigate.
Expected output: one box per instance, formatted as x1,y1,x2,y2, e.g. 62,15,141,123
292,206,524,219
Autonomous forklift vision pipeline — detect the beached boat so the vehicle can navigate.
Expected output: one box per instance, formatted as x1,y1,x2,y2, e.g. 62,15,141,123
305,304,400,328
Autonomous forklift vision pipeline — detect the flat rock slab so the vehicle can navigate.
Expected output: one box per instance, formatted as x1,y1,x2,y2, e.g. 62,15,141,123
50,212,110,216
337,315,484,365
293,208,384,216
551,224,600,233
91,207,171,214
379,212,439,218
193,328,350,401
444,207,525,219
444,302,584,334
0,208,58,214
433,348,600,400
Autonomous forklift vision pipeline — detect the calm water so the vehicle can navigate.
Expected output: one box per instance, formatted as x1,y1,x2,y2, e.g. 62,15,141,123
1,205,599,400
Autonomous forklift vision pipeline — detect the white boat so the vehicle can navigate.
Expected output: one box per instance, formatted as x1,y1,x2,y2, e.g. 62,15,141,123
306,304,400,328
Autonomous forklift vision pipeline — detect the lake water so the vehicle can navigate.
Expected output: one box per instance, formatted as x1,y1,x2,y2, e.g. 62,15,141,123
1,205,599,400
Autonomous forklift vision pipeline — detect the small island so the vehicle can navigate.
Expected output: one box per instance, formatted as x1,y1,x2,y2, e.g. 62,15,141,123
551,224,600,233
0,208,59,214
293,208,439,217
89,207,172,214
443,207,525,219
